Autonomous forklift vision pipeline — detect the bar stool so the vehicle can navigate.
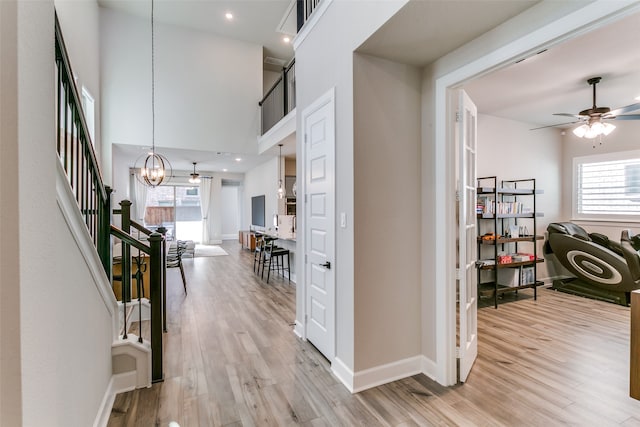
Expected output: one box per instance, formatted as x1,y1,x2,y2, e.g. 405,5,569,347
263,239,290,283
253,234,265,273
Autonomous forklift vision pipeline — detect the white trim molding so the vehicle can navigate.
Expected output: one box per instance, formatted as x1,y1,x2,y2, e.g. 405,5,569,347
434,0,640,387
332,355,439,394
258,108,296,155
56,161,119,339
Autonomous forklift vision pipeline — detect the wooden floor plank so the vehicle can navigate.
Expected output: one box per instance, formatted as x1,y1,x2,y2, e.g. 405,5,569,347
109,241,640,426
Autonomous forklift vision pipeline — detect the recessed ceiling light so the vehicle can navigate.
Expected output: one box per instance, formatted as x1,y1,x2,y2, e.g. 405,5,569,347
636,94,640,101
283,36,290,43
235,157,242,162
225,12,233,20
223,168,228,172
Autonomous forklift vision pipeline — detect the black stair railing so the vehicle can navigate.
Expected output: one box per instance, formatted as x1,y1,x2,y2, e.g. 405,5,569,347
56,13,164,383
259,59,296,135
55,13,111,274
114,200,165,382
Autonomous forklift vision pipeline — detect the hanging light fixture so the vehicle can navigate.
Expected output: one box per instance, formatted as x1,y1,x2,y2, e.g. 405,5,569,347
189,162,201,184
136,0,171,187
277,144,285,199
573,118,616,139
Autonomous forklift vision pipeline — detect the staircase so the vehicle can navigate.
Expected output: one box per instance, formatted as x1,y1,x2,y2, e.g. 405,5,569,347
55,12,164,400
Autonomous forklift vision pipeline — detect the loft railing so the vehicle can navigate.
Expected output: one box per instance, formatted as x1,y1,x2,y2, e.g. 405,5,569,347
55,13,111,274
297,0,322,31
259,59,296,135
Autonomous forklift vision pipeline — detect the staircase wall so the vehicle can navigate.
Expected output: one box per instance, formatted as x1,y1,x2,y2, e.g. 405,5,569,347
1,1,117,426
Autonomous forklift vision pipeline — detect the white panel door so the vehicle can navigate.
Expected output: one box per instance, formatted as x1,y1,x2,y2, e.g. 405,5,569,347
458,90,478,382
304,90,335,361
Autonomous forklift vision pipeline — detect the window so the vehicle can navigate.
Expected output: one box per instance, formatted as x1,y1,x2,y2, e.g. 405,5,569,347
574,150,640,219
81,86,95,143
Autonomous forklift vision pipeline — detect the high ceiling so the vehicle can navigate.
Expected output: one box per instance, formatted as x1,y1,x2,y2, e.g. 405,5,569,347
463,10,640,129
98,0,295,70
360,1,640,130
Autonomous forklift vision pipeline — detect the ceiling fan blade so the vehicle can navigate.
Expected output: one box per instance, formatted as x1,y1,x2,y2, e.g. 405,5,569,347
553,113,585,118
609,114,640,121
530,121,580,131
607,102,640,117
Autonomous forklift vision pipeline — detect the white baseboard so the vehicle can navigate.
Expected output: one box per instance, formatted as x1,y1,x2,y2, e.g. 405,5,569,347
421,355,438,381
332,355,437,394
293,320,304,339
352,355,424,393
93,372,137,427
331,357,354,392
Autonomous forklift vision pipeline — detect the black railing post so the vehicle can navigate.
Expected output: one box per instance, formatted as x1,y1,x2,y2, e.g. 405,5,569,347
99,186,112,275
297,0,304,31
282,67,288,117
157,226,168,332
120,200,132,303
149,232,164,383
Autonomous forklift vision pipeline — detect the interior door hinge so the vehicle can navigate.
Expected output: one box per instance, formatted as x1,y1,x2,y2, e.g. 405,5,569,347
455,268,461,280
305,194,308,203
304,133,308,143
305,254,308,263
455,111,461,123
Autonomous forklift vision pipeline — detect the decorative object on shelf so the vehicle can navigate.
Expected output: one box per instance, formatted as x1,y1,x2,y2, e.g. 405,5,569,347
188,162,201,184
136,0,171,187
277,144,285,200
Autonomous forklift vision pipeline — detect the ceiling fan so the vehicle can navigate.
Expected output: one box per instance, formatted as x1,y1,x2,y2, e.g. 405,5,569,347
532,77,640,137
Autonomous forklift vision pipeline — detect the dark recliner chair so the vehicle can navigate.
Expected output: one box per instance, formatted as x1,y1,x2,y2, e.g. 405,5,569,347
546,222,640,305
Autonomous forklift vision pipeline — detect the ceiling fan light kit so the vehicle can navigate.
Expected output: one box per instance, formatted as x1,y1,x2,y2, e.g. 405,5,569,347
541,76,640,142
189,162,201,184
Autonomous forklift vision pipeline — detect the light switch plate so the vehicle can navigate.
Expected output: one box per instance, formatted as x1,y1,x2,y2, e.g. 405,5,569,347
340,212,346,228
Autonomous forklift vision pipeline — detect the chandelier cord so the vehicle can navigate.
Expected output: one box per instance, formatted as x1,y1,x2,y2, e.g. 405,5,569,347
151,0,155,156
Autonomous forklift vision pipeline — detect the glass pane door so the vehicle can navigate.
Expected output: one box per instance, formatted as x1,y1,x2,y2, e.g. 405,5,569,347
144,185,202,242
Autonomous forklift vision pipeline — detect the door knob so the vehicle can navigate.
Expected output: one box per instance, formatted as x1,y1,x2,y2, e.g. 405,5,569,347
320,261,331,269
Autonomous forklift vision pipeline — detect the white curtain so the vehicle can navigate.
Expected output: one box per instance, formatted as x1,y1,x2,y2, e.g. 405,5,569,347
200,178,213,244
132,175,148,224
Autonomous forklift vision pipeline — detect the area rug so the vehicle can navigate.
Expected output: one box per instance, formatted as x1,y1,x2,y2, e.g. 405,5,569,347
194,244,228,257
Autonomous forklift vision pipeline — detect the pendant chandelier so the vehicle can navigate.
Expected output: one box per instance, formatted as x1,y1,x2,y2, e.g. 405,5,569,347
277,144,285,199
189,162,201,184
137,0,171,187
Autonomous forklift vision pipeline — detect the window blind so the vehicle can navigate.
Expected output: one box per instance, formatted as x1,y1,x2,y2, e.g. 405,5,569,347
577,158,640,215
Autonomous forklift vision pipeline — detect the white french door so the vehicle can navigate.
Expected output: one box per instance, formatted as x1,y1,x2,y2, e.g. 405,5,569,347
457,89,478,382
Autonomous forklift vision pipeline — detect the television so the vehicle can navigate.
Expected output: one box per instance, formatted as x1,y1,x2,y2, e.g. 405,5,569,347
251,195,265,228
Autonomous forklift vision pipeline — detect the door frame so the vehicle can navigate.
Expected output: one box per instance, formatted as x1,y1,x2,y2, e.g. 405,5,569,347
434,2,640,385
295,87,336,362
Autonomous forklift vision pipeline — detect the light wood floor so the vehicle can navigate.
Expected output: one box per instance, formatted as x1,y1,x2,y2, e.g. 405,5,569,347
108,241,640,426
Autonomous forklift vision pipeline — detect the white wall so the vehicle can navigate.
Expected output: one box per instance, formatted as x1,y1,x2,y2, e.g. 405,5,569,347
476,114,563,282
295,0,408,379
100,8,263,183
562,120,640,239
263,69,281,96
353,53,422,371
243,156,279,231
55,0,102,167
221,184,241,239
0,1,22,424
1,2,114,425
